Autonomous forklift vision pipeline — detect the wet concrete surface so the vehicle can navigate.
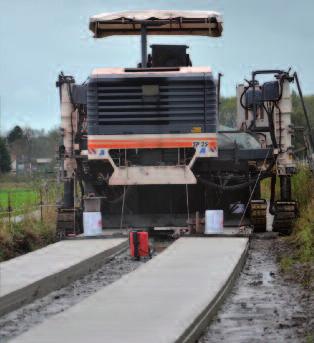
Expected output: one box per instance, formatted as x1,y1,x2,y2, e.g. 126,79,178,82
0,248,153,342
1,236,311,343
8,237,248,343
199,237,312,343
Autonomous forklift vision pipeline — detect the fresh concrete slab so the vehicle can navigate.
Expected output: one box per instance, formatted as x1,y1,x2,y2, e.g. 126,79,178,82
11,237,248,343
0,238,127,317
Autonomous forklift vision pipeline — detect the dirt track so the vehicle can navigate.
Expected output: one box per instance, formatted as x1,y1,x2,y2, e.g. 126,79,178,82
199,237,313,343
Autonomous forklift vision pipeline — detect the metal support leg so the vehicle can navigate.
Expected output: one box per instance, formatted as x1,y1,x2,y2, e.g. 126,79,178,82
64,179,74,208
273,175,297,235
141,25,147,68
280,176,291,201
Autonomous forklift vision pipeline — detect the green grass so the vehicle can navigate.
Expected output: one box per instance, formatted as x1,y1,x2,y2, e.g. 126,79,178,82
0,189,39,213
290,198,314,264
277,166,314,288
0,175,61,261
261,166,314,287
290,167,314,266
0,175,58,261
0,175,59,216
306,335,314,343
261,166,313,205
291,167,313,208
261,178,271,199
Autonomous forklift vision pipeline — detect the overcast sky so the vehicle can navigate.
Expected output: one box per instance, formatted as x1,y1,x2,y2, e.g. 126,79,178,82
0,0,313,132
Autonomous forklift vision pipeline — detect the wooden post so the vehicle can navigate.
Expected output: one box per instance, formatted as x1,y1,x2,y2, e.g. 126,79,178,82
40,188,43,223
8,192,11,224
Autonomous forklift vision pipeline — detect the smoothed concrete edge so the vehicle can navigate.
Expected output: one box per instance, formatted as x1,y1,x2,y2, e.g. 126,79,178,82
0,239,127,318
178,239,250,343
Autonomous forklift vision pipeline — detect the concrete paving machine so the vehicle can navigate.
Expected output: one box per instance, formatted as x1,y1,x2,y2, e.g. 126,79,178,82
56,10,313,237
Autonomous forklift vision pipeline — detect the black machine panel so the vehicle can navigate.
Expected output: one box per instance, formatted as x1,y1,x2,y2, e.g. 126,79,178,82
150,45,191,67
72,84,87,105
87,72,217,135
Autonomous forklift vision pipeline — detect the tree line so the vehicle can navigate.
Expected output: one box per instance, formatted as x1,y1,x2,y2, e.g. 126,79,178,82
0,126,59,173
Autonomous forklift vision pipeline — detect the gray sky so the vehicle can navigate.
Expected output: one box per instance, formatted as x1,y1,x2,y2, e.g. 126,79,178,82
1,0,314,132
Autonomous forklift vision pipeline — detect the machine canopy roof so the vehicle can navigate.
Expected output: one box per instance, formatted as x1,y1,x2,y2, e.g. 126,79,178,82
89,10,223,38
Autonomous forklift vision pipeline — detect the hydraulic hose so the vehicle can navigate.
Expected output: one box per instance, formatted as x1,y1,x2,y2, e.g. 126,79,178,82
198,173,271,191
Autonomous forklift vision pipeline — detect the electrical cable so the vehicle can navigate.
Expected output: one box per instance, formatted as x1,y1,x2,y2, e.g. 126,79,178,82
198,152,275,192
239,87,248,110
198,173,271,191
263,101,278,149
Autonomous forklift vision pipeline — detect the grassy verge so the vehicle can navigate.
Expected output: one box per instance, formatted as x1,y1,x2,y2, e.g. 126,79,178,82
261,167,314,287
278,167,314,288
0,207,56,262
0,175,59,216
0,175,59,262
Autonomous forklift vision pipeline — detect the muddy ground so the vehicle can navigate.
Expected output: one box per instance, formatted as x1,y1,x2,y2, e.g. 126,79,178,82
199,237,313,343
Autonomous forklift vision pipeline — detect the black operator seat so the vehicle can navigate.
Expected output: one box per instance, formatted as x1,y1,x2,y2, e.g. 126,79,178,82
149,44,192,67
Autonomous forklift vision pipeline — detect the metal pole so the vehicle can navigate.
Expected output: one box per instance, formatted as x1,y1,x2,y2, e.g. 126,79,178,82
73,174,76,235
217,73,223,117
280,176,291,201
141,25,147,68
0,96,2,136
294,72,314,150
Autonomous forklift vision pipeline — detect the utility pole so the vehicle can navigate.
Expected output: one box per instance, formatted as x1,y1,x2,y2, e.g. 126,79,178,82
0,96,2,137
